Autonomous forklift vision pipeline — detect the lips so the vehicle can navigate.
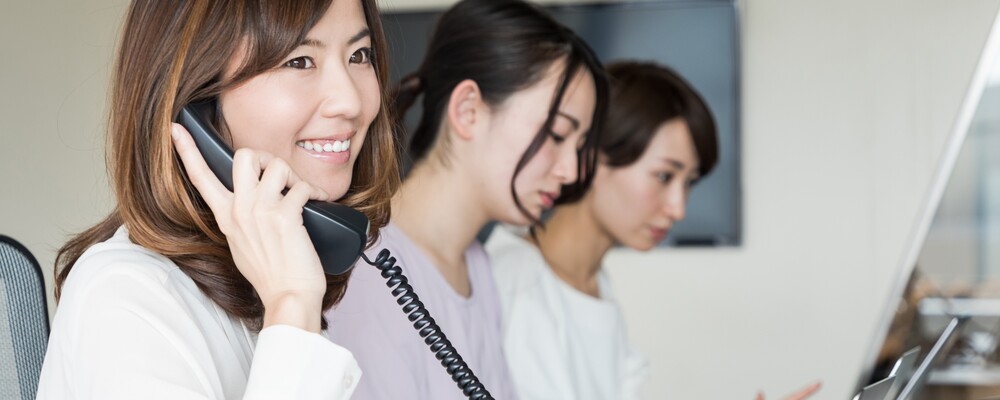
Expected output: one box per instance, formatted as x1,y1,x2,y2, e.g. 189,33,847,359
539,191,558,208
650,227,669,242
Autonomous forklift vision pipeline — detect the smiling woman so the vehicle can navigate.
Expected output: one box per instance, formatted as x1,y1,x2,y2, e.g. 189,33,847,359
37,0,399,399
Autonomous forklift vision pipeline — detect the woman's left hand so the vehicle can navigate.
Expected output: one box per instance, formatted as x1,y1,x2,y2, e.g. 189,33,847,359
755,382,821,400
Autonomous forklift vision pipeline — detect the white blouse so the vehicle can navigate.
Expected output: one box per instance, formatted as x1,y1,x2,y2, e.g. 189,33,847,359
37,226,361,399
486,227,649,400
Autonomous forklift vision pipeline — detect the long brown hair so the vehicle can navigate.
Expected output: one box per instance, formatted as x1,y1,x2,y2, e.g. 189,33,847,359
54,0,400,330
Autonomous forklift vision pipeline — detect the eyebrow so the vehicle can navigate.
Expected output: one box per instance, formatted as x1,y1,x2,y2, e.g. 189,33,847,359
348,28,371,45
299,28,371,49
660,157,687,170
557,112,580,131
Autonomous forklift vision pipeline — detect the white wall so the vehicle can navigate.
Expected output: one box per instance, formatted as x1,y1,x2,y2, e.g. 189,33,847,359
3,1,999,399
603,1,1000,399
1,0,121,314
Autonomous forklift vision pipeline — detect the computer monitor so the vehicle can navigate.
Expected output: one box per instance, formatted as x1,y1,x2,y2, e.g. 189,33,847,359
853,346,922,400
886,347,920,400
854,376,895,400
858,5,1000,399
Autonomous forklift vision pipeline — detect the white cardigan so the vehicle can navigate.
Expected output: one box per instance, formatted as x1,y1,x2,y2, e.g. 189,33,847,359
37,227,361,399
486,227,649,400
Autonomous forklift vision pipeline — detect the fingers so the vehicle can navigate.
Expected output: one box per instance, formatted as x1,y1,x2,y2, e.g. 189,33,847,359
232,145,329,201
170,123,231,213
281,181,317,218
259,156,330,201
232,148,266,200
756,391,764,400
784,382,821,400
256,156,331,203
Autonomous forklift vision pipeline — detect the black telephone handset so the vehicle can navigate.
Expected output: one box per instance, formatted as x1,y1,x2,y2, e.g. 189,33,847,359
176,101,494,400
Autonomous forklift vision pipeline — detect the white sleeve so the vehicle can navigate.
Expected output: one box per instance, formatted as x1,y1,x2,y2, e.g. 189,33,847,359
246,325,361,399
37,256,360,400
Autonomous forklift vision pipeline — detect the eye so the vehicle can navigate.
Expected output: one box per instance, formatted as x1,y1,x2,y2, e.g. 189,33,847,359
685,175,703,189
350,47,373,65
548,130,568,144
283,56,315,69
656,172,674,184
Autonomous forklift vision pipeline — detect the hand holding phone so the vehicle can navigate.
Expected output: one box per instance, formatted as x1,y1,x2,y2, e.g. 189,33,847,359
171,122,332,332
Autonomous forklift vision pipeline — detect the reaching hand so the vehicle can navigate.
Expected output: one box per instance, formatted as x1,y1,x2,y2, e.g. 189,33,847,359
755,382,821,400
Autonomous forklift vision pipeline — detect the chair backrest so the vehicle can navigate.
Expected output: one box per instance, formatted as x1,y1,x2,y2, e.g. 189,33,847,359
0,235,49,400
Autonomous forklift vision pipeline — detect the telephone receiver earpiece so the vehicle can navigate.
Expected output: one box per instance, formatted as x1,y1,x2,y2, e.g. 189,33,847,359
175,101,369,276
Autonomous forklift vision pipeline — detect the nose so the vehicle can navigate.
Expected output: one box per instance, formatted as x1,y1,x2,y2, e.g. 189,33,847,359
662,185,687,222
551,144,579,184
318,66,363,120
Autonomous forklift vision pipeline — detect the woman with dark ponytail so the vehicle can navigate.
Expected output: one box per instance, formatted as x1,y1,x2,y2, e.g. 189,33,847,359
325,0,607,399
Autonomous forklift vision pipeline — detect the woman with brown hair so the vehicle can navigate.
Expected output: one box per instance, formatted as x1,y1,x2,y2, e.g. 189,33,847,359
37,0,398,398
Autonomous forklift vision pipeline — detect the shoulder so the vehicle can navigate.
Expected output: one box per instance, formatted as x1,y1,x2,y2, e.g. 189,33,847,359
56,227,198,327
326,225,419,334
484,226,550,294
482,224,529,261
369,221,410,254
64,228,179,296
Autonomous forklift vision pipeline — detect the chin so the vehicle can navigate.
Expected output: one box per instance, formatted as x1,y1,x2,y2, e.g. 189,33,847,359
319,178,352,202
624,237,657,252
500,207,540,227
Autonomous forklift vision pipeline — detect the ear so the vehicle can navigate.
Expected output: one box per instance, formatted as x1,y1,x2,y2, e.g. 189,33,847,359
446,79,485,141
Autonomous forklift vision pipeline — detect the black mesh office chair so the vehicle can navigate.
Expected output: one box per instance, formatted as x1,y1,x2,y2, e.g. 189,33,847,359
0,235,49,400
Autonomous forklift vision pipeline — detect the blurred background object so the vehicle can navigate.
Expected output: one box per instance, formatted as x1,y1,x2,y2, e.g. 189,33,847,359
865,14,1000,397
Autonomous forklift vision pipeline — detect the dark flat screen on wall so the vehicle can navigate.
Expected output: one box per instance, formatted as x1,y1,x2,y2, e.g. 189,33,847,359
382,0,741,246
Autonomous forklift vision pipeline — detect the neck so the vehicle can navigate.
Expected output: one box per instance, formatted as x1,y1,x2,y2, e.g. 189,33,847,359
391,158,490,276
534,198,614,297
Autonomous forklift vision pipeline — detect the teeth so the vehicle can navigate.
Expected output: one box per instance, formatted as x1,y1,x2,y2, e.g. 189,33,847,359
297,139,352,153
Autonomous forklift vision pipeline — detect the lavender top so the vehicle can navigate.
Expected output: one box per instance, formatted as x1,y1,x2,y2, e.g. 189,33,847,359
325,222,518,400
